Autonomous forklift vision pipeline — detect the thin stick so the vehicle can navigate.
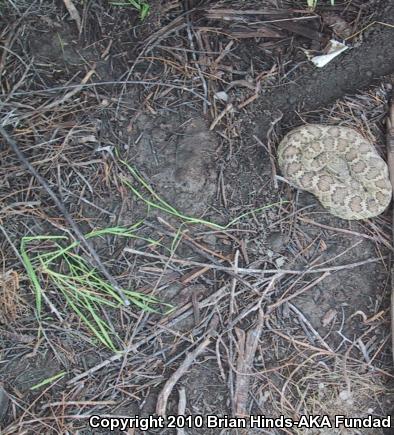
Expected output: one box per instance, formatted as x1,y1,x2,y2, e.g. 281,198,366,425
177,388,187,435
209,103,233,130
8,80,210,104
267,272,330,311
124,247,386,276
0,127,130,306
288,302,333,352
298,216,392,249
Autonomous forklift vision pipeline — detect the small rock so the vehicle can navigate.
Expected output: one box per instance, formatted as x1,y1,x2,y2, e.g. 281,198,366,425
266,232,289,253
321,309,337,327
214,91,229,102
339,390,352,401
288,96,297,105
151,127,167,142
260,391,270,403
201,234,217,246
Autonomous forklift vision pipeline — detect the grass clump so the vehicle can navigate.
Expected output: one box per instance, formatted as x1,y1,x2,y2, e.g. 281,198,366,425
110,0,150,20
21,225,168,351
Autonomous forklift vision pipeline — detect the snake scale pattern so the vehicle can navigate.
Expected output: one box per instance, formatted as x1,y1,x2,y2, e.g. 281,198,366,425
277,124,392,220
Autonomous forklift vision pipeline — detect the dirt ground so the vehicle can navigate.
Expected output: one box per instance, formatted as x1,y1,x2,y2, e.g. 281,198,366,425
1,0,394,434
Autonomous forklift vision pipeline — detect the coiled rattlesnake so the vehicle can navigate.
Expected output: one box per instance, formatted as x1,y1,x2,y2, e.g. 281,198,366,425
277,124,392,220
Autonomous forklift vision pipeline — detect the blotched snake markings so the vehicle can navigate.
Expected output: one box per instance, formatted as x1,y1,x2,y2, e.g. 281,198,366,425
277,124,392,220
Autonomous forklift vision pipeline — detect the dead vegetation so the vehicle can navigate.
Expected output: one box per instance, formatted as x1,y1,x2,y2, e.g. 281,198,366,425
0,0,394,433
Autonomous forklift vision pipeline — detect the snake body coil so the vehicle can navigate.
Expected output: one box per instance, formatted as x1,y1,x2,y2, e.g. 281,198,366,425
278,124,392,220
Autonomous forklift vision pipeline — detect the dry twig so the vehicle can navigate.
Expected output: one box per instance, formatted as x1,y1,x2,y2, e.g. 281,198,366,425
124,247,386,276
63,0,82,33
177,387,187,435
156,315,219,416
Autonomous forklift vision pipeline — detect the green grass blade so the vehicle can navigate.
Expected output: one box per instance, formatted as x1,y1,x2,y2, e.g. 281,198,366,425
30,371,66,390
119,159,287,230
20,237,45,315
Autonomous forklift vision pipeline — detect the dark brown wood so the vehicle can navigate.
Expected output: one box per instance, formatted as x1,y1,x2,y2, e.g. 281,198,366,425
272,19,322,41
203,8,321,41
226,27,285,39
204,8,294,19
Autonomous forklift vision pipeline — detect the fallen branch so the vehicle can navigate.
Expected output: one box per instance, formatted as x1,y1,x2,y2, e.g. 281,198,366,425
386,97,394,365
233,310,265,417
156,316,218,416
